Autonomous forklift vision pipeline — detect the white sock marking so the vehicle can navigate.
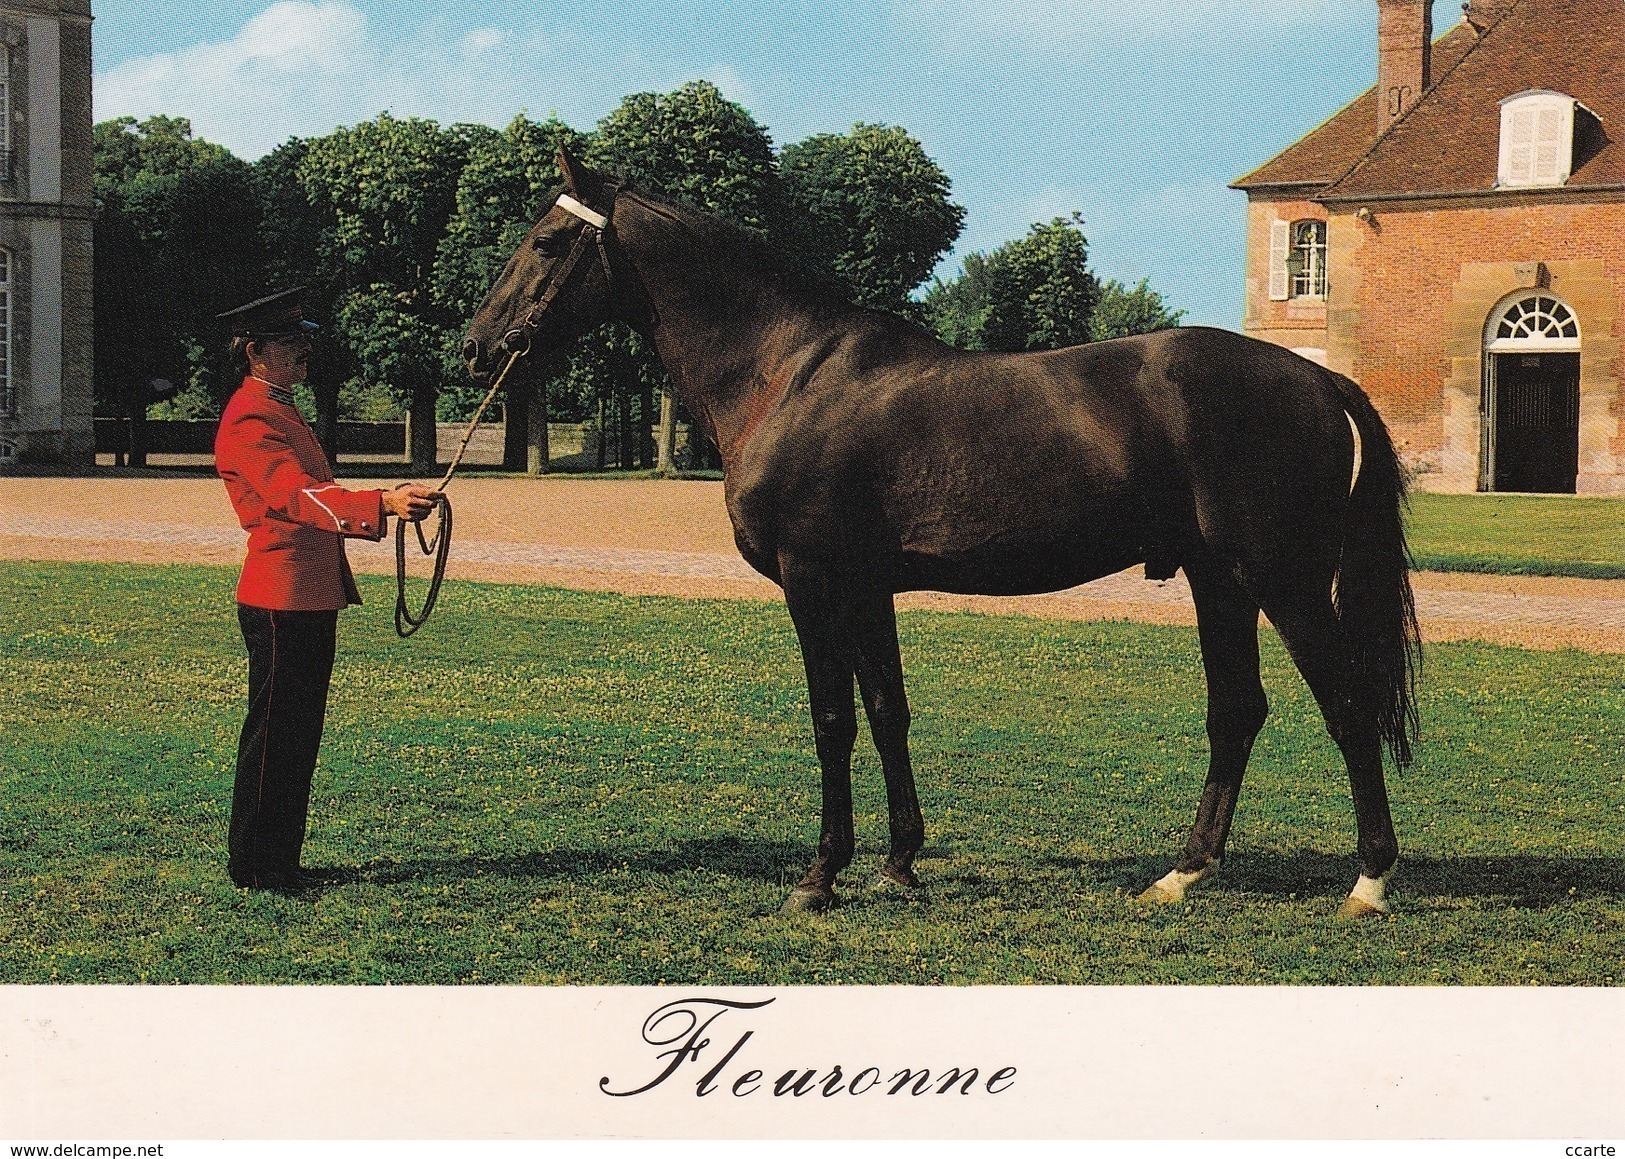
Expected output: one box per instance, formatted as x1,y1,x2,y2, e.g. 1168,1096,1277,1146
1150,863,1213,901
1348,870,1391,912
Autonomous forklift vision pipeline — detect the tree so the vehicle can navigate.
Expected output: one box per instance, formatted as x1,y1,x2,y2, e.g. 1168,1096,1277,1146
1089,277,1186,341
587,81,782,471
921,251,993,350
923,214,1097,353
251,137,358,453
779,123,964,314
980,214,1098,353
435,115,585,471
588,80,780,231
927,217,1186,355
296,114,471,470
93,116,263,463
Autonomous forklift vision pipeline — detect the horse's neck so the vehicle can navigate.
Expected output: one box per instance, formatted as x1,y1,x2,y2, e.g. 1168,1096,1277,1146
623,203,839,459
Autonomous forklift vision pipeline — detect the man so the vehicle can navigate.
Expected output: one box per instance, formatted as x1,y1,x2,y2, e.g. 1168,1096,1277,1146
213,288,440,891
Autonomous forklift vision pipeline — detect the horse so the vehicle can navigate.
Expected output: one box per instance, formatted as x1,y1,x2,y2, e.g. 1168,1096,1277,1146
462,149,1420,919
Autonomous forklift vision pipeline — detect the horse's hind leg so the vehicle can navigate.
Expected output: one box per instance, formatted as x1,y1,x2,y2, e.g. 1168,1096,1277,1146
780,559,859,914
1140,559,1268,904
849,589,925,889
1266,595,1399,918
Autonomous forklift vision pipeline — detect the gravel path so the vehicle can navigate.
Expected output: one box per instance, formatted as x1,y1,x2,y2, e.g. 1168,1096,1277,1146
3,475,1621,652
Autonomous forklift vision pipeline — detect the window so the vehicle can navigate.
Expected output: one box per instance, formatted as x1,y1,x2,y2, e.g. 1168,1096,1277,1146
0,248,11,416
1289,221,1327,298
1485,293,1580,351
1498,90,1579,188
1268,218,1327,301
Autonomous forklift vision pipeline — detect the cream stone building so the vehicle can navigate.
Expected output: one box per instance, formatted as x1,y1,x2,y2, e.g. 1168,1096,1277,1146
0,0,92,468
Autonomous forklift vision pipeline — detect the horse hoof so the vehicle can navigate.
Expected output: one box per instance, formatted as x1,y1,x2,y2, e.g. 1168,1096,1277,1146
780,888,835,915
1135,864,1214,906
877,864,921,890
1336,895,1390,920
1336,871,1393,919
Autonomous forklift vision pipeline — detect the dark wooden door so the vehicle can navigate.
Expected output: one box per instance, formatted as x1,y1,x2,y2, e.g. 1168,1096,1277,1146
1493,352,1580,493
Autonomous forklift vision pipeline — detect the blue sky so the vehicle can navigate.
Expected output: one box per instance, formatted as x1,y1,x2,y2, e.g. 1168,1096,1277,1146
93,1,1450,328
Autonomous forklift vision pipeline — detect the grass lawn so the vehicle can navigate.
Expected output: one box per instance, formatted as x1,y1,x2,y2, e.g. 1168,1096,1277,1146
2,559,1621,985
1406,492,1625,579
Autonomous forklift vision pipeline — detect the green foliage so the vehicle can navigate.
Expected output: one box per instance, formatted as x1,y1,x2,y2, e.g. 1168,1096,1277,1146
338,378,404,423
927,222,1188,353
292,114,473,415
780,123,964,312
92,116,263,417
334,283,449,407
1089,277,1186,342
980,214,1098,353
587,80,780,231
3,559,1620,985
924,214,1098,352
298,113,470,285
92,114,237,204
922,251,993,350
253,138,332,302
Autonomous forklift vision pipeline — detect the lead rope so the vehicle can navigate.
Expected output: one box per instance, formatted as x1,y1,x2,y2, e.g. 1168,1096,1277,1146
394,202,613,636
393,348,524,637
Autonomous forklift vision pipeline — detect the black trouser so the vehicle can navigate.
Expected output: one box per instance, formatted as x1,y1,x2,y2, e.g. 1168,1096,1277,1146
228,605,338,885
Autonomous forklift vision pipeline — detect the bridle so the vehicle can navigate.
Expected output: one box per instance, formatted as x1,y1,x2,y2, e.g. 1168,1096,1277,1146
394,185,625,637
497,189,620,360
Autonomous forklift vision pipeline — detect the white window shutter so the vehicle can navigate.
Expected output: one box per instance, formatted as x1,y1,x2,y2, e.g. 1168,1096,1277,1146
1505,106,1535,184
1533,106,1563,182
1268,219,1290,301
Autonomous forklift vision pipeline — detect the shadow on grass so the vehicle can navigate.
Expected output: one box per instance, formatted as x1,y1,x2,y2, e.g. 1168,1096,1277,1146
1060,850,1625,908
309,834,808,893
298,842,1623,911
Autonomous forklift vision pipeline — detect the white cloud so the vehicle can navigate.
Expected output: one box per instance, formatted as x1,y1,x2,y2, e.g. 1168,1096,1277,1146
461,28,506,57
699,64,757,111
94,2,576,158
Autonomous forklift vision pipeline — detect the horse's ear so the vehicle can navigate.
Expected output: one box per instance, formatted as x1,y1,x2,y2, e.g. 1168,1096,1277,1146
557,148,594,197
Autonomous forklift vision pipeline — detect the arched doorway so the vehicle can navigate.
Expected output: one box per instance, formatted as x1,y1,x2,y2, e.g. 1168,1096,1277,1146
1481,292,1581,493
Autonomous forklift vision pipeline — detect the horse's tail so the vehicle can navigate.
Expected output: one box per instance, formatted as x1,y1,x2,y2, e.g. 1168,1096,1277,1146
1329,372,1421,770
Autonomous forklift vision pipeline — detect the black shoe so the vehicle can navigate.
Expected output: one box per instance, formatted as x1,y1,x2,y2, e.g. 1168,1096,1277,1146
231,866,323,892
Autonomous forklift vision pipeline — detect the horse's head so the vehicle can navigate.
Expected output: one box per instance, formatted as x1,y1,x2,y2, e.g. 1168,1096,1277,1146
461,149,624,383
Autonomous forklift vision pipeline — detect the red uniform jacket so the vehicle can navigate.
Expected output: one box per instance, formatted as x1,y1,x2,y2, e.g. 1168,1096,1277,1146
215,376,386,611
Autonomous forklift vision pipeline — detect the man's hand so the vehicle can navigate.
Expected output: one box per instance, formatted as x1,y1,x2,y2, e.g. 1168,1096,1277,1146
384,482,443,522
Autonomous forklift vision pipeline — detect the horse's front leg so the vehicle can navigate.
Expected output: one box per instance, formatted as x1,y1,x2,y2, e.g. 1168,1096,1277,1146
781,559,858,914
850,588,924,889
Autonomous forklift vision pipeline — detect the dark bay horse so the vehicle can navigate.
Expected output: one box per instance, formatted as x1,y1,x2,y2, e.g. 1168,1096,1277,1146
463,150,1420,918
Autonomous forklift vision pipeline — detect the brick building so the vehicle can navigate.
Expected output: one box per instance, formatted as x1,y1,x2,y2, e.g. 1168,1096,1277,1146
1233,0,1623,494
0,0,93,468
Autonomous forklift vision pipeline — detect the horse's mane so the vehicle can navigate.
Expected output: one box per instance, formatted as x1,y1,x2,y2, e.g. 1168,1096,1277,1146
614,184,859,316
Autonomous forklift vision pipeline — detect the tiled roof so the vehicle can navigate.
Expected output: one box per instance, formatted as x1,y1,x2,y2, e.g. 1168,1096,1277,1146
1233,0,1624,198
